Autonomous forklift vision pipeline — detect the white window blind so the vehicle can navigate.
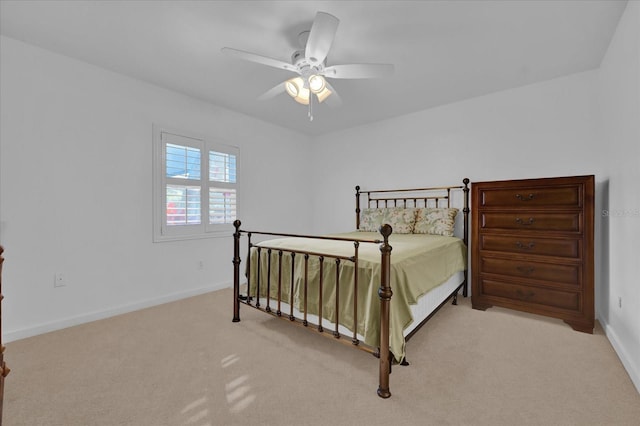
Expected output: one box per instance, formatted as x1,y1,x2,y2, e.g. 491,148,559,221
153,127,239,241
209,150,237,226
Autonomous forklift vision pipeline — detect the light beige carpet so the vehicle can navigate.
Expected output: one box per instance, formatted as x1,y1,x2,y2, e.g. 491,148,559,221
4,288,640,426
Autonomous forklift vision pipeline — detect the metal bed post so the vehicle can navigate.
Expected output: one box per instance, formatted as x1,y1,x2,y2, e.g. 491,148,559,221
232,220,242,322
355,185,361,230
377,224,393,399
462,178,470,297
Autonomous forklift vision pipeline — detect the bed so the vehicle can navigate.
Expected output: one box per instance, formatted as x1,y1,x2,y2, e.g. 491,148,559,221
232,179,470,398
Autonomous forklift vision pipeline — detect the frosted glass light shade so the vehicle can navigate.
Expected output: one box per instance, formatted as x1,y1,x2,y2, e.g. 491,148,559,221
309,75,326,93
285,76,331,105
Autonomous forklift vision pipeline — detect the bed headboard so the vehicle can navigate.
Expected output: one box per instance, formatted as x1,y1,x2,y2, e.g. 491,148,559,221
355,178,470,245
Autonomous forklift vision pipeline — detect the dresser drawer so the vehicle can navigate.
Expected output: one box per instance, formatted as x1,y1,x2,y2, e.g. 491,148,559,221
481,257,580,285
480,212,581,232
479,234,580,258
479,278,580,311
478,185,581,208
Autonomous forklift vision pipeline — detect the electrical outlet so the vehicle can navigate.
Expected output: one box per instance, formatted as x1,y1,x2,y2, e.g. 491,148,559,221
54,272,66,287
618,297,622,308
197,260,204,270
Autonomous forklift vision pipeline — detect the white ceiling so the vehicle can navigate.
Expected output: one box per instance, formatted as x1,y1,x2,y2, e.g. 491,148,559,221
0,0,628,137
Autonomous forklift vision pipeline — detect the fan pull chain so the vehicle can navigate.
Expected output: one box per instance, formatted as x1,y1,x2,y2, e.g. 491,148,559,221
308,92,314,121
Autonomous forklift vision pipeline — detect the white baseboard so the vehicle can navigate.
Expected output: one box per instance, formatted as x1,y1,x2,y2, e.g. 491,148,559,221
3,281,231,343
599,315,640,394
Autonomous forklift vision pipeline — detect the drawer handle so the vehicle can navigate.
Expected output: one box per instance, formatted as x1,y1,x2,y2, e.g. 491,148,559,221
515,241,535,250
515,217,535,226
515,193,535,201
516,266,535,275
516,289,535,299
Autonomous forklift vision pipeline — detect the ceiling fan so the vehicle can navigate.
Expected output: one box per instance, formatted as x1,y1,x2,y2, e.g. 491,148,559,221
222,11,394,121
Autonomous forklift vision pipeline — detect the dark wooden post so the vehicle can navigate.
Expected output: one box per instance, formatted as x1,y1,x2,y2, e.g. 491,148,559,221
232,220,241,322
462,178,470,297
377,224,393,399
355,185,361,230
0,246,9,423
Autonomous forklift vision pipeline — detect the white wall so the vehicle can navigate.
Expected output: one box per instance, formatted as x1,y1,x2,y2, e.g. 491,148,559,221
598,1,640,392
310,70,603,234
0,36,313,341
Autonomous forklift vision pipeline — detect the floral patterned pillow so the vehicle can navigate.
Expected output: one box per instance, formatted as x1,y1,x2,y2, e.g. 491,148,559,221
413,208,459,236
359,208,417,234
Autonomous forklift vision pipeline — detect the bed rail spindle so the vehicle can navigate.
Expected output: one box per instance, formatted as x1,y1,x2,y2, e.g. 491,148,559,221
303,254,309,326
277,251,283,316
232,220,241,322
255,247,262,308
289,252,296,321
378,224,393,399
246,233,252,304
265,249,272,312
318,256,324,332
334,258,341,338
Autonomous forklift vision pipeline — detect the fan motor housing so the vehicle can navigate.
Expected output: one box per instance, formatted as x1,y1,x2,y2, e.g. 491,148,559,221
291,50,305,64
291,50,324,74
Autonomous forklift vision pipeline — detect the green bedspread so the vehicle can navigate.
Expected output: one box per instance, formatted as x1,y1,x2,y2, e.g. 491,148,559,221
248,231,467,362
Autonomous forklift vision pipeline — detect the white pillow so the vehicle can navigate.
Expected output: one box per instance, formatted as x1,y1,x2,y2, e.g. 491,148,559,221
359,208,417,234
413,208,458,236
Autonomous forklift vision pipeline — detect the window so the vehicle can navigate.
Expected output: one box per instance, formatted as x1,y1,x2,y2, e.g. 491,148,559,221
153,127,239,241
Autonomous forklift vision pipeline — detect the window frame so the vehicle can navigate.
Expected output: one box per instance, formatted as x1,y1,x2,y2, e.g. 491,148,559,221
153,125,239,242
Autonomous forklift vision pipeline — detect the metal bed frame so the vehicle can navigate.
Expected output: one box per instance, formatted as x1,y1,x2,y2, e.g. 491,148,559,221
232,179,469,398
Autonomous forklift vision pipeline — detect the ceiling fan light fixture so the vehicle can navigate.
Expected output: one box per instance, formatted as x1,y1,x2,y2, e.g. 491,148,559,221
315,86,332,103
308,74,326,93
285,77,311,105
285,77,302,97
293,89,310,105
285,76,331,105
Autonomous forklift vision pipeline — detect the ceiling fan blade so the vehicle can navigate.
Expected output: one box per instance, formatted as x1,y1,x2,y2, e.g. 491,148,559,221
305,12,339,65
221,47,298,73
258,82,286,101
324,63,394,79
323,82,342,107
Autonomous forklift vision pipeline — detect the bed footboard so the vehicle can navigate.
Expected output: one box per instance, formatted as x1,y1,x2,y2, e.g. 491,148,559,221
232,220,395,398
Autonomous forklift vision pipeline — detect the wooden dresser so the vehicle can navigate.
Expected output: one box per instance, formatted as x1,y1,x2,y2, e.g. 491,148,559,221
471,176,594,333
0,246,7,424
